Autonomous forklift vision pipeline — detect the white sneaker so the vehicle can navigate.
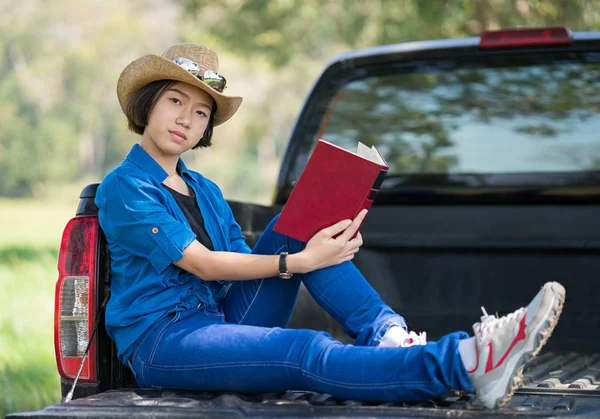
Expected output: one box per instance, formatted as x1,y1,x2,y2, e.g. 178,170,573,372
468,282,565,409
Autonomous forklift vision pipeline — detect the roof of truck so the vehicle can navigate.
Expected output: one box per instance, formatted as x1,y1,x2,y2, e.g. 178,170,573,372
326,30,600,66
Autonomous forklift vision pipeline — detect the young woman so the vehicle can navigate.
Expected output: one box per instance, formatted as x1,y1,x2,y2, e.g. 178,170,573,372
95,43,565,409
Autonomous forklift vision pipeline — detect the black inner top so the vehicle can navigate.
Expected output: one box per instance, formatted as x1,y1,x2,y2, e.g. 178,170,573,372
163,183,214,251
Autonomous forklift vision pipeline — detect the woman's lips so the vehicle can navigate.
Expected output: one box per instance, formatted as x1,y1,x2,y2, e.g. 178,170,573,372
169,131,186,142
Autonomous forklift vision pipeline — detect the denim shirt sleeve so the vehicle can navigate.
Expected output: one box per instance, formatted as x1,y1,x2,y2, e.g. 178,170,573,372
225,202,252,254
97,173,197,273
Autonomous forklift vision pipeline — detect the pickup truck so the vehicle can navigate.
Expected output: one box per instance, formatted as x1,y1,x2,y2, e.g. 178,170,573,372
8,27,600,418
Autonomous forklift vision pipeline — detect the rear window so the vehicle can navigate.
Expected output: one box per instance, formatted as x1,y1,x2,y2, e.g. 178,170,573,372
315,51,600,189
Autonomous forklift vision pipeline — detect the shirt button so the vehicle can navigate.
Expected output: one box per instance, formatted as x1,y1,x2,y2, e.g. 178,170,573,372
152,227,159,234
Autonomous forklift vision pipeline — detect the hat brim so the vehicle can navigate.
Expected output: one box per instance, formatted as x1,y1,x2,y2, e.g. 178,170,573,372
117,54,242,126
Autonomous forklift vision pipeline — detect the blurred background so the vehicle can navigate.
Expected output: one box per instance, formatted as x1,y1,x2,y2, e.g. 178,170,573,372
1,0,600,415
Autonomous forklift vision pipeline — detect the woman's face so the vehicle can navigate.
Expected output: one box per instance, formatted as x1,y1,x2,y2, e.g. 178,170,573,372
142,81,214,158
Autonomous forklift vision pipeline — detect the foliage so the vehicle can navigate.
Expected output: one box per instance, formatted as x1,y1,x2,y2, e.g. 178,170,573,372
0,0,181,196
3,0,600,197
182,0,600,66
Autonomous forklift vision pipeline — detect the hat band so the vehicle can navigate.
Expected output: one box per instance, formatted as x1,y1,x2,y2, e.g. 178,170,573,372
174,57,227,93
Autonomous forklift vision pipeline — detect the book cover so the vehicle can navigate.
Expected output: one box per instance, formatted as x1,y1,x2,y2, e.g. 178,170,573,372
273,139,388,243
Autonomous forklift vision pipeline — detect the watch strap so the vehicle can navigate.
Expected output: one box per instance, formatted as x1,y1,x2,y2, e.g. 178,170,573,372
278,252,293,279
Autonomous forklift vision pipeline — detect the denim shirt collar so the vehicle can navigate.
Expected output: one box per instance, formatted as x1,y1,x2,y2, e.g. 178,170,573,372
126,144,197,184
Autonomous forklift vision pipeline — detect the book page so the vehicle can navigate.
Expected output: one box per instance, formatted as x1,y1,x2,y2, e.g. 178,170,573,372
356,142,373,160
357,142,384,166
370,145,385,166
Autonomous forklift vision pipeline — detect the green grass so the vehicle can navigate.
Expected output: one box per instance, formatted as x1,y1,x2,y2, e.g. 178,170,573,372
0,195,78,248
0,196,77,418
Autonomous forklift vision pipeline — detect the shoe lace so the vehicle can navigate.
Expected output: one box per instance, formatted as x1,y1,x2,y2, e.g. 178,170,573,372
477,306,525,343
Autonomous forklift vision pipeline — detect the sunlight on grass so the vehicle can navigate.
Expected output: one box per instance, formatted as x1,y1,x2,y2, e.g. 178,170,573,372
0,253,60,417
0,196,76,417
0,197,78,249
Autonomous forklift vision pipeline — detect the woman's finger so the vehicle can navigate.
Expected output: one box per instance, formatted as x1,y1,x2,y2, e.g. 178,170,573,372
318,218,352,239
338,210,367,242
341,254,355,263
349,247,360,256
347,232,363,248
340,247,360,260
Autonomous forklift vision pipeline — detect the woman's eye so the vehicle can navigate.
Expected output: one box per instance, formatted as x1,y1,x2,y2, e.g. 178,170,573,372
170,98,181,105
196,111,207,117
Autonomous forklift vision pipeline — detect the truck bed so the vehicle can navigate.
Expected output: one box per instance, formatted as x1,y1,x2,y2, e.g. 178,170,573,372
8,352,600,418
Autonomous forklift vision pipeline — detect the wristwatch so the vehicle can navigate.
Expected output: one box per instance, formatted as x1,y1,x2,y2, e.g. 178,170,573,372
278,252,294,280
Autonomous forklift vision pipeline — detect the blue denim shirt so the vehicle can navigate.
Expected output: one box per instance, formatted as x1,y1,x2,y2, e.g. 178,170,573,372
95,144,252,363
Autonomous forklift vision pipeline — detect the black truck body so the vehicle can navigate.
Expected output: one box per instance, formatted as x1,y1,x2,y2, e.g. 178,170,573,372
8,28,600,418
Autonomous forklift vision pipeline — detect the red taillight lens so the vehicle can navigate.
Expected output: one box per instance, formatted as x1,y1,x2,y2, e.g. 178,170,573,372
54,216,98,382
480,27,571,49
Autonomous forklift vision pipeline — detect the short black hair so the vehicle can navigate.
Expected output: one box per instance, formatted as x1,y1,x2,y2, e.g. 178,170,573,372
124,79,216,149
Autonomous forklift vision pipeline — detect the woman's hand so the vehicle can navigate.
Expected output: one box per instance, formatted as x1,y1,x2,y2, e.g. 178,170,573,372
294,209,367,273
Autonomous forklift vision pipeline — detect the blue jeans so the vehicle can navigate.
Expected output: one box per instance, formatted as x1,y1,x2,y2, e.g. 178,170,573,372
128,215,473,402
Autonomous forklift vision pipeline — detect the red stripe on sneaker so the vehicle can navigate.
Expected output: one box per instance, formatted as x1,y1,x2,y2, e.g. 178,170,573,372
485,312,528,373
466,340,479,374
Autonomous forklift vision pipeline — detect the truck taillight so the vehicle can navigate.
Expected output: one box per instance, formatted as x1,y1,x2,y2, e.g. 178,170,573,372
480,27,571,49
54,216,98,382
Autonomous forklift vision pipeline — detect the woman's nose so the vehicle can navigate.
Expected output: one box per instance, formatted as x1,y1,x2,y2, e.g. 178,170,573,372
176,111,192,127
177,114,191,128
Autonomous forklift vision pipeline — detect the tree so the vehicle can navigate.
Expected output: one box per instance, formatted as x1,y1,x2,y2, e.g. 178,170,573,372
181,0,600,67
0,0,182,196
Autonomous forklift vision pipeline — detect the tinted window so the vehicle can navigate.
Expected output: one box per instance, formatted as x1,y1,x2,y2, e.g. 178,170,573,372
316,53,600,187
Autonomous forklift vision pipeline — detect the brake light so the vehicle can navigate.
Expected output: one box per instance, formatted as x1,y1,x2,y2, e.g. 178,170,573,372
54,216,98,382
480,27,571,49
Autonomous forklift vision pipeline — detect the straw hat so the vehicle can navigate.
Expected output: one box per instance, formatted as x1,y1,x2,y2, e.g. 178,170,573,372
116,43,242,126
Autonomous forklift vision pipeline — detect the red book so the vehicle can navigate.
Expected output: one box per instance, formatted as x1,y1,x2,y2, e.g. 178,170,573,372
273,139,388,243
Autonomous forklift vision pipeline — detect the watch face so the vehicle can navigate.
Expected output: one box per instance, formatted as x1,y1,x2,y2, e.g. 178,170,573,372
279,272,293,280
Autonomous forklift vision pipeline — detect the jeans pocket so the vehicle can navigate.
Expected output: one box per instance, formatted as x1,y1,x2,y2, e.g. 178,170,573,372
146,312,181,365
